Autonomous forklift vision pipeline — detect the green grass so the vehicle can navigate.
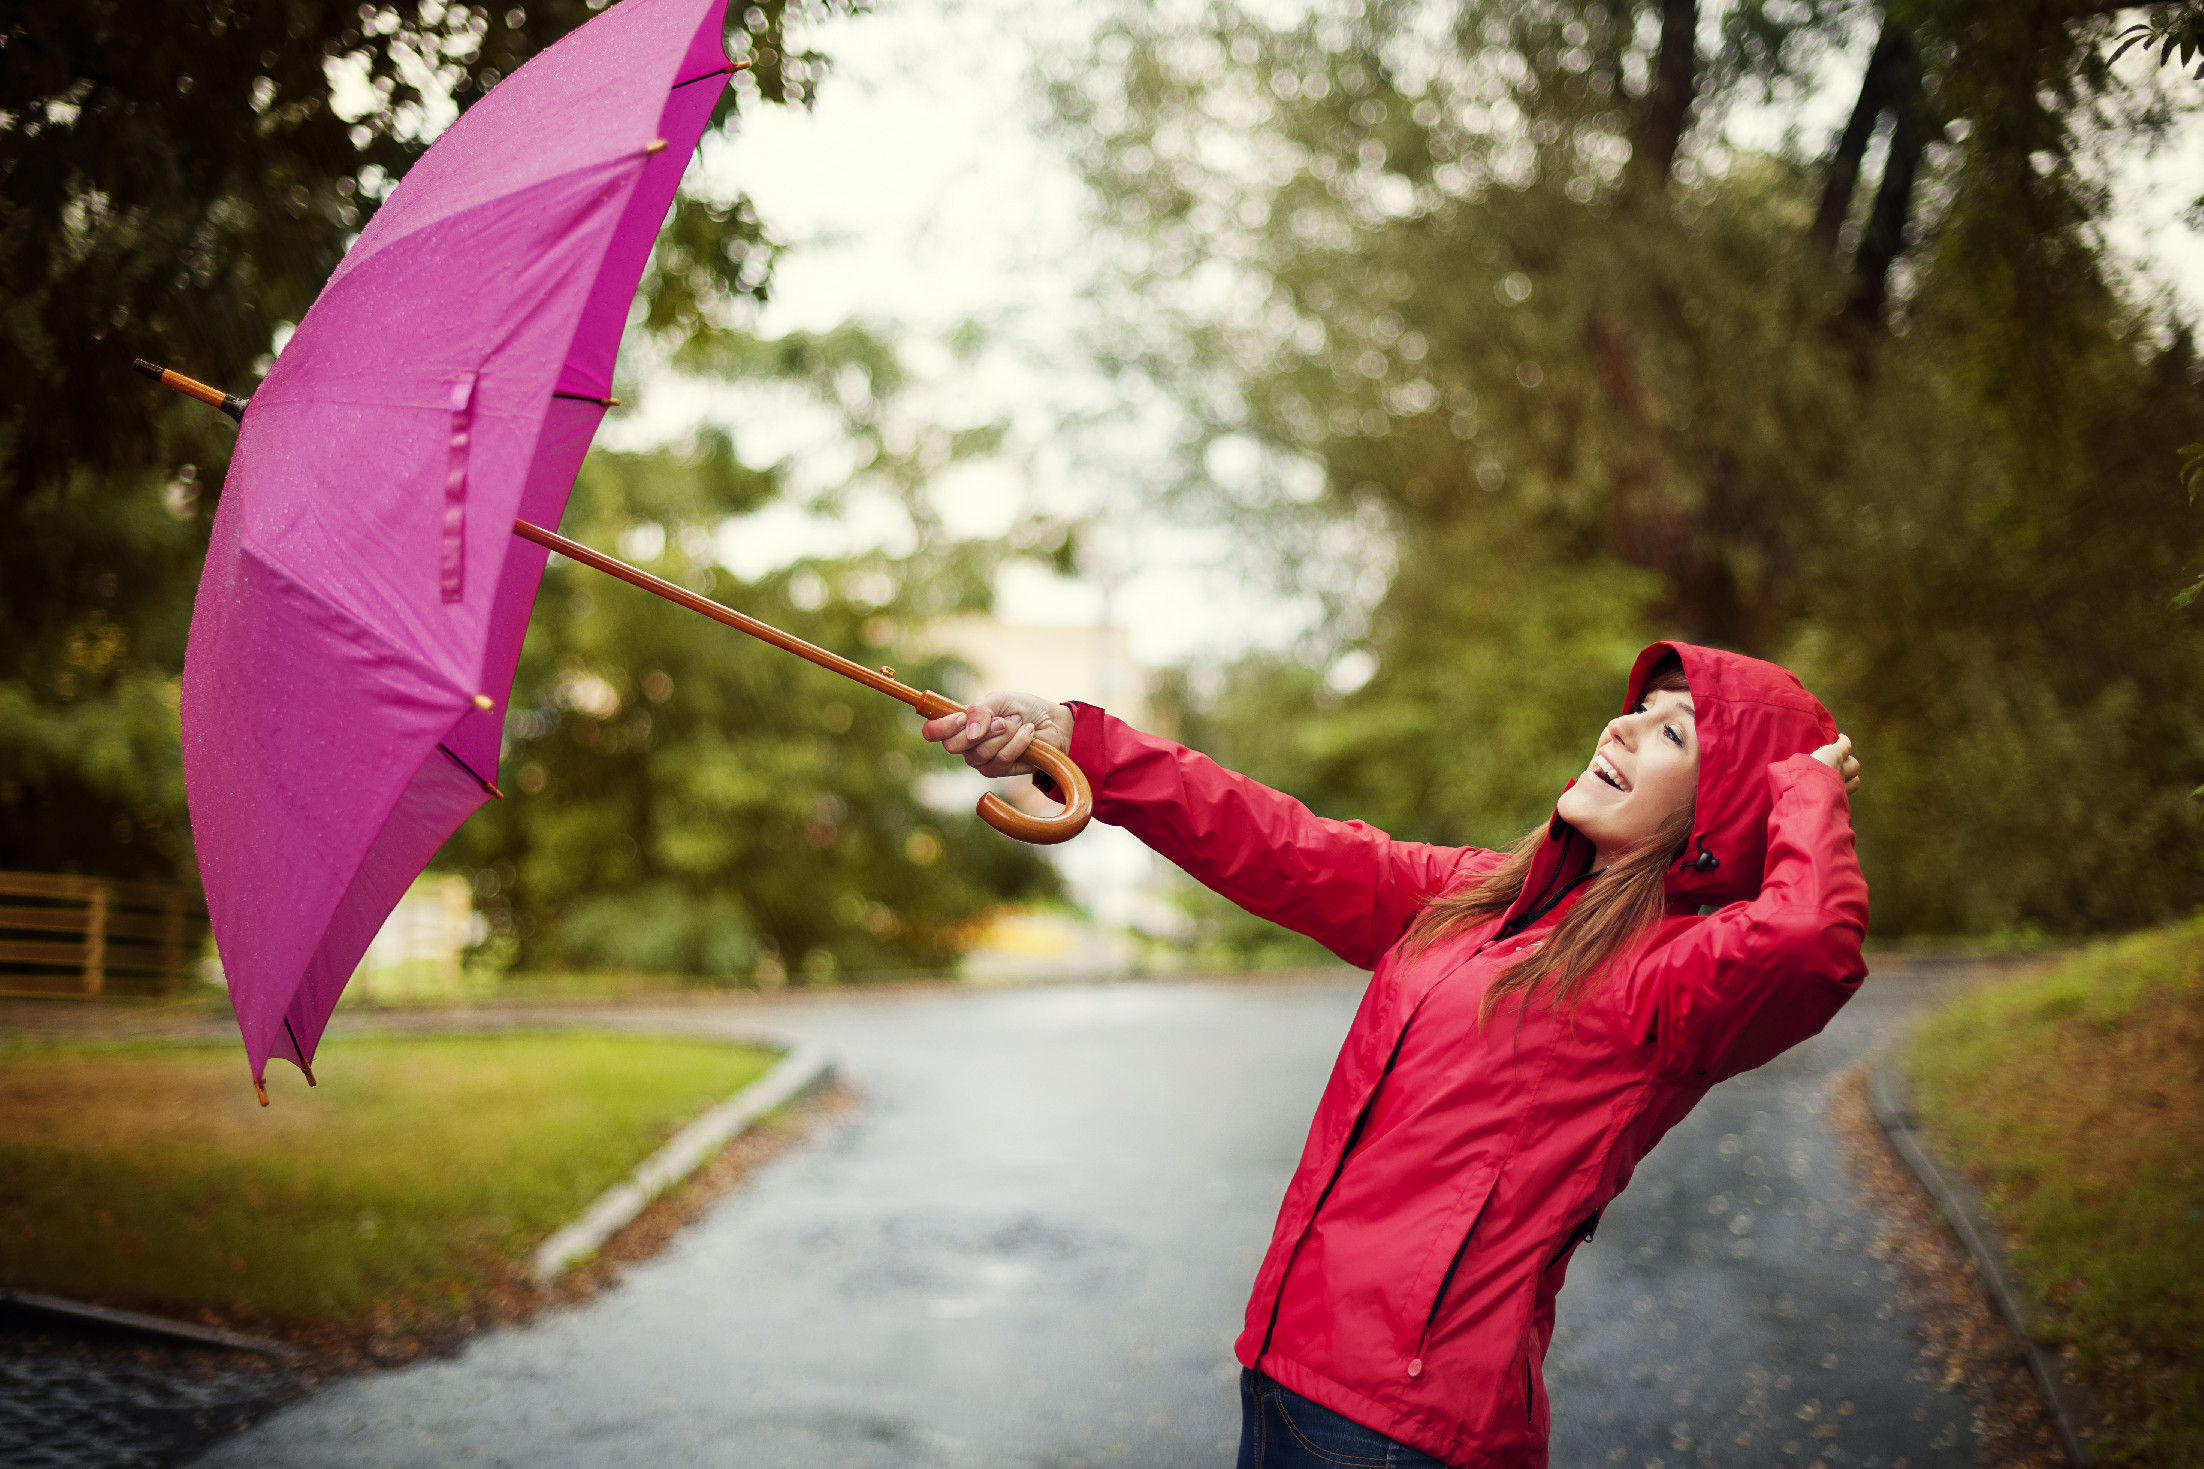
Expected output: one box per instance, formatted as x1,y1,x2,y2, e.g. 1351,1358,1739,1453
1907,919,2204,1466
0,1031,777,1329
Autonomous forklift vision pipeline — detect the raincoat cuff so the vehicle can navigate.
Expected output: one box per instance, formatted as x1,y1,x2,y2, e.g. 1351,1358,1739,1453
1771,751,1845,803
1029,700,1105,802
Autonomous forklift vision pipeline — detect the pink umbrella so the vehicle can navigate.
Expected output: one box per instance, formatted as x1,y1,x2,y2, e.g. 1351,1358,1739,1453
177,0,737,1102
147,0,1091,1104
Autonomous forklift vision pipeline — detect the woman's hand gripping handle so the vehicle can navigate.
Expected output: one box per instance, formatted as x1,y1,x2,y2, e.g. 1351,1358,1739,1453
916,691,1092,846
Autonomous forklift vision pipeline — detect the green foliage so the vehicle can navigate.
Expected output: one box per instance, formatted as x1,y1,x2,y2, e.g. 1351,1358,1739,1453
2176,441,2204,610
1055,0,2204,935
1156,553,1659,852
1,0,1059,976
441,320,1056,977
1908,924,2204,1464
1171,876,1335,969
1789,329,2204,933
0,0,836,882
2112,5,2204,79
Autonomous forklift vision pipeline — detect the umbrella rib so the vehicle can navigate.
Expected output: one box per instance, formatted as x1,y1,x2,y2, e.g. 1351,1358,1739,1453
234,536,491,714
437,742,505,800
671,61,745,90
281,1017,318,1086
322,155,646,299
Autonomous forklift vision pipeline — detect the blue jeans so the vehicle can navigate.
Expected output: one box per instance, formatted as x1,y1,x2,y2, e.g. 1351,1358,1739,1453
1237,1369,1450,1468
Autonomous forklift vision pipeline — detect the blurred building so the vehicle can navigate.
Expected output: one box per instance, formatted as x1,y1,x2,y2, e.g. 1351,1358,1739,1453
925,614,1149,731
349,874,486,1003
919,615,1189,975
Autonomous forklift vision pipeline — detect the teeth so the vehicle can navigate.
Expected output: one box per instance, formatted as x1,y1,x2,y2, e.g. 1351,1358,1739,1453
1593,751,1629,791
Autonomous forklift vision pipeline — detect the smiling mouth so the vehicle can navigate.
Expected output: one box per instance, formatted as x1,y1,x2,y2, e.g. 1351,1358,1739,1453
1592,752,1630,792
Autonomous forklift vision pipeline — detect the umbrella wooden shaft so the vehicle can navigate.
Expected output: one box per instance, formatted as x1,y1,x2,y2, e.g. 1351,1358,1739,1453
511,519,1093,845
515,518,929,709
132,359,248,422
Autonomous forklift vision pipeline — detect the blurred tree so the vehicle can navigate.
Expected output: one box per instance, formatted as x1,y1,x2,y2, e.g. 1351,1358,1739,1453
0,0,828,881
442,327,1060,977
1056,0,2204,934
5,0,1062,975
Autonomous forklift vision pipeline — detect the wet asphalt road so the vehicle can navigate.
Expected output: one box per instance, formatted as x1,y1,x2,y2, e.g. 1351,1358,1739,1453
191,965,1982,1469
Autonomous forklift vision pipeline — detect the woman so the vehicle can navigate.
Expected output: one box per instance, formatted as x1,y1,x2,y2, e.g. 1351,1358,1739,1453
922,642,1867,1469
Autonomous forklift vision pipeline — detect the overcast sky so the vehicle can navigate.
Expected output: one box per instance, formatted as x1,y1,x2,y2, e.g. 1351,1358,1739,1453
606,0,2204,675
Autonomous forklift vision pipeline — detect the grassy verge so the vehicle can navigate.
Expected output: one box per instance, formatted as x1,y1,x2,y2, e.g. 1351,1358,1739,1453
1906,919,2204,1466
0,1031,776,1336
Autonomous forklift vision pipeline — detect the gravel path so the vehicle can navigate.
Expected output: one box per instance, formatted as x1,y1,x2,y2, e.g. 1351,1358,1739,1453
0,1321,306,1469
157,962,1994,1468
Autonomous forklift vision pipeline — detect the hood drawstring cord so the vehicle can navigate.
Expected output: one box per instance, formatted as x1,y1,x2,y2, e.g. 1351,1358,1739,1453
1688,842,1720,872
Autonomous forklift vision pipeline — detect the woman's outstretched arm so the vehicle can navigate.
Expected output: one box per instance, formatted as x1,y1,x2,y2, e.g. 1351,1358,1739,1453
923,693,1493,970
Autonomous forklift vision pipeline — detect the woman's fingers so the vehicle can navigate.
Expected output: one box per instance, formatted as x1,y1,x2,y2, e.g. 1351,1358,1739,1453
970,715,1021,766
925,696,1018,755
998,719,1040,774
1819,734,1861,794
1809,733,1862,796
958,720,1037,778
917,692,1069,777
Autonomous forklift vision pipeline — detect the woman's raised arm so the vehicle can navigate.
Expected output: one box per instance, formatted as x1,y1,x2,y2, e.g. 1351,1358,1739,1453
923,694,1492,969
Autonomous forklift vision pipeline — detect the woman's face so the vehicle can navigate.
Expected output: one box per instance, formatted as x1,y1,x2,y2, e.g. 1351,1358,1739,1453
1555,685,1700,867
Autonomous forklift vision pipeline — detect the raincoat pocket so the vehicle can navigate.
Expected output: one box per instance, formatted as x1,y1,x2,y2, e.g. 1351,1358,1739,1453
1521,1347,1549,1439
1406,1181,1499,1362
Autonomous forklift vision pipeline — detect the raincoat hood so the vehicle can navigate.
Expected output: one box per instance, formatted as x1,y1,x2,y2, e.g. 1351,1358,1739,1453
1508,641,1839,932
1627,641,1839,907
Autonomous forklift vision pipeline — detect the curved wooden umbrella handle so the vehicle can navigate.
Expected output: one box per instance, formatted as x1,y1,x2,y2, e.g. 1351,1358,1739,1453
910,691,1094,845
979,731,1094,845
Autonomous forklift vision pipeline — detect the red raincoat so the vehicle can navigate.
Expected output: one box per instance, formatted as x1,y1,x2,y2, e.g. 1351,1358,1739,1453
1061,641,1868,1468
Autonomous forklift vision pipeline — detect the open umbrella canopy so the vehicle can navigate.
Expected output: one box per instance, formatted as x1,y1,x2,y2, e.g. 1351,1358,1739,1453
184,0,733,1097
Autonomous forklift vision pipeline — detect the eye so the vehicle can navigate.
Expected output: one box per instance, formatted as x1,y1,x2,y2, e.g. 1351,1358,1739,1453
1664,725,1684,747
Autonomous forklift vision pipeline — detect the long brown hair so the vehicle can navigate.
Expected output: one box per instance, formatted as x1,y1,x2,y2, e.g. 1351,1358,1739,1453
1404,658,1695,1021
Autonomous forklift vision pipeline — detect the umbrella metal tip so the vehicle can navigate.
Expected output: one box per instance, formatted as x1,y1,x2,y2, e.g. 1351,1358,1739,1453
646,138,668,154
472,693,495,710
254,1078,270,1107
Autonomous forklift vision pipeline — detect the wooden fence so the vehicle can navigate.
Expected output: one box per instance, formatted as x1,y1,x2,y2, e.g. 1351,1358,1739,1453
0,871,208,998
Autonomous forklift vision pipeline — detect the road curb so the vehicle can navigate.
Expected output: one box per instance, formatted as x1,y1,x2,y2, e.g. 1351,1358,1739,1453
1866,1058,2102,1465
530,1041,834,1285
0,1286,306,1358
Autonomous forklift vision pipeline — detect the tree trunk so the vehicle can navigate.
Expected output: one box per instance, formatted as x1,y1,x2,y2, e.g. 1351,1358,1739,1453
1813,23,1912,255
1849,43,1928,326
1637,0,1700,188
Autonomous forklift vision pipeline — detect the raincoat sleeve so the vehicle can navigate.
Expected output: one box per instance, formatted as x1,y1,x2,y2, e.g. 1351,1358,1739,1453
1060,703,1494,969
1627,754,1869,1084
